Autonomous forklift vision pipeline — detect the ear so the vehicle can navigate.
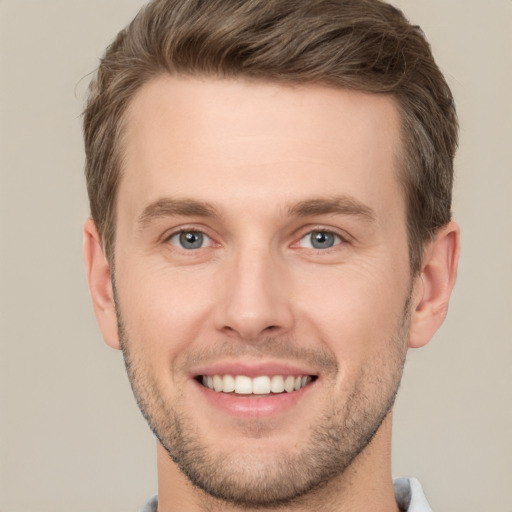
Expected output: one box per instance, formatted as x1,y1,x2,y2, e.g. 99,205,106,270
83,219,121,349
409,221,460,348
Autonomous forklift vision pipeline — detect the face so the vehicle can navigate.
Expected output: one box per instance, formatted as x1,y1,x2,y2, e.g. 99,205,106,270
113,76,412,506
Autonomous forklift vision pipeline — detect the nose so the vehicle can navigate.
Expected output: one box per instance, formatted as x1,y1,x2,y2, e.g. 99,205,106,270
214,245,294,341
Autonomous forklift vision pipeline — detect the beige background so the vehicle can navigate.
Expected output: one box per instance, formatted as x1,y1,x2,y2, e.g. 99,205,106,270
0,0,510,511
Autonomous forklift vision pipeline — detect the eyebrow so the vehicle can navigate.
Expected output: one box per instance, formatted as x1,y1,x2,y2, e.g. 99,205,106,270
137,194,376,229
137,198,218,228
287,196,376,222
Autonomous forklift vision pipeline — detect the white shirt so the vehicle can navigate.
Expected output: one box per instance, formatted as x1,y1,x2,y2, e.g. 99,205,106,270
394,477,433,512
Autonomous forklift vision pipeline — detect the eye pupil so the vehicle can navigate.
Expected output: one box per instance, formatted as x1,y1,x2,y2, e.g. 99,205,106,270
311,231,335,249
179,231,203,249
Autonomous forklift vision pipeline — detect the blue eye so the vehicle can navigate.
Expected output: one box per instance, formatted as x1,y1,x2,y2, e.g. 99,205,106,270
169,230,210,250
299,231,341,249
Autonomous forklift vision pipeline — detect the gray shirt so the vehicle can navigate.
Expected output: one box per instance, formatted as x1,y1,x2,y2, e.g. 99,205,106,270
141,477,432,511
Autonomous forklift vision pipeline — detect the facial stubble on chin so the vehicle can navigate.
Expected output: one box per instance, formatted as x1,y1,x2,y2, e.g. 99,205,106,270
114,287,410,509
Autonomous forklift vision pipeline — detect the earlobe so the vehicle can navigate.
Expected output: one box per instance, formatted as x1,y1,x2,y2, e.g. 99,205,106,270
409,221,460,348
83,219,121,350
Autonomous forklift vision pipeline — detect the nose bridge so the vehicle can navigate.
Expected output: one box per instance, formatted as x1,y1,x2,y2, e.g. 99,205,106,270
216,240,292,339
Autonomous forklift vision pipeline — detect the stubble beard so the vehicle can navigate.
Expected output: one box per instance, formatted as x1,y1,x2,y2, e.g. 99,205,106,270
116,299,410,509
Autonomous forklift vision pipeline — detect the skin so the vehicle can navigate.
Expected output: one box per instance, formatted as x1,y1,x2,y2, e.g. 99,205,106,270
84,76,459,512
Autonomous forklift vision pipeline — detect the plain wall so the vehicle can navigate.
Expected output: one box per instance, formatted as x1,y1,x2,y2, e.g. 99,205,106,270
0,1,510,510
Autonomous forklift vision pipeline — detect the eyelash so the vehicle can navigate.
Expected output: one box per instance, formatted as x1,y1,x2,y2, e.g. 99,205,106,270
165,227,215,250
162,226,349,252
294,228,347,251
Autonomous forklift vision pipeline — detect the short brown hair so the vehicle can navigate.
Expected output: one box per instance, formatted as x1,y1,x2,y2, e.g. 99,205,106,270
83,0,458,273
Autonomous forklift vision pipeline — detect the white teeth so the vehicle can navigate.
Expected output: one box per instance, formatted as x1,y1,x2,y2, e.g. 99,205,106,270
284,376,295,392
201,374,313,394
234,375,252,394
222,374,235,392
270,375,285,393
252,376,271,395
213,375,223,392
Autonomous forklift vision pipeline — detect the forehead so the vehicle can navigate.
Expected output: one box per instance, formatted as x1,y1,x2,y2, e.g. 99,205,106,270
118,75,404,223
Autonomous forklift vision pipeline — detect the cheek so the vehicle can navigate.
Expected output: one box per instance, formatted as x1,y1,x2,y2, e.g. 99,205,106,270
292,262,409,359
115,261,220,363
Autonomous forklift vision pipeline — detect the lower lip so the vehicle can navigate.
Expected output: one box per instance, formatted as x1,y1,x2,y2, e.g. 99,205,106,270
193,379,315,418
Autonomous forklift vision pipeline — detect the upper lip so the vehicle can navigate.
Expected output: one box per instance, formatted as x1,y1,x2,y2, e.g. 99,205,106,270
189,360,320,379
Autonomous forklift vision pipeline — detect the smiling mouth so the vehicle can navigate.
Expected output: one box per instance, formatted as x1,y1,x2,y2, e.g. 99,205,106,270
197,374,317,395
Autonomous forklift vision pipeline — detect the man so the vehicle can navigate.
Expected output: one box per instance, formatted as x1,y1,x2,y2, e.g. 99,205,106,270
83,0,460,511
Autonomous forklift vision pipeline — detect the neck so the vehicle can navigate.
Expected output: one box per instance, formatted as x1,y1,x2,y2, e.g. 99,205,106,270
156,412,399,512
